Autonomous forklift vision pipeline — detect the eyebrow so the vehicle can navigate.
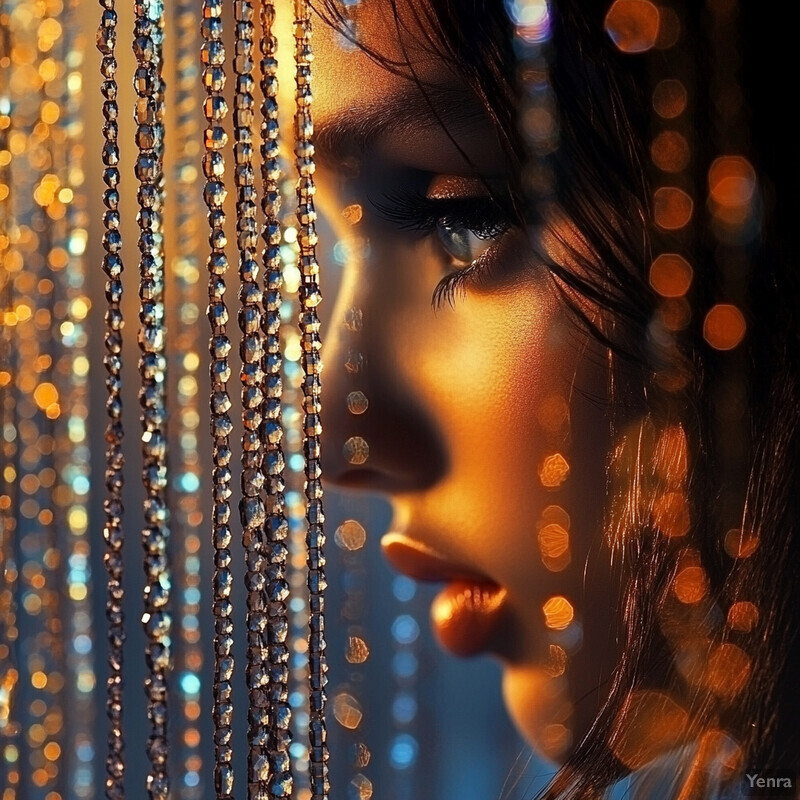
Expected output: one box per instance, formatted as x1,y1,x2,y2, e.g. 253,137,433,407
312,82,493,167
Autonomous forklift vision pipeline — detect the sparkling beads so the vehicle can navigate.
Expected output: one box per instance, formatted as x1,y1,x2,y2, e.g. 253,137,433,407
97,0,127,791
201,0,235,796
259,1,294,796
233,0,280,795
294,1,330,797
133,0,172,795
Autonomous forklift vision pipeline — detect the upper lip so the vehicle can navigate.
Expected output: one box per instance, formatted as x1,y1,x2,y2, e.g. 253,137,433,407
381,532,498,585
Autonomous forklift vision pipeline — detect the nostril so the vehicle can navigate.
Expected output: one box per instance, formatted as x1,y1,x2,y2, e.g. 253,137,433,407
322,387,449,493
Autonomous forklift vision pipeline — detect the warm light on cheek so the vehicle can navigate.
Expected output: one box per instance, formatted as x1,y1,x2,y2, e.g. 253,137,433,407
404,287,558,422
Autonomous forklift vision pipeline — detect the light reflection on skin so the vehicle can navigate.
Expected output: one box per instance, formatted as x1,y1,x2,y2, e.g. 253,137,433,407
276,0,621,760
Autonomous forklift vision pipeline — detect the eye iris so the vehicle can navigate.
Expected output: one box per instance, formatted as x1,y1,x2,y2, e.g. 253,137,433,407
437,220,481,266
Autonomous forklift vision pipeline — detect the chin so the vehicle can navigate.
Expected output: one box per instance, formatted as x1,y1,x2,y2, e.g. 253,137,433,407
502,664,575,763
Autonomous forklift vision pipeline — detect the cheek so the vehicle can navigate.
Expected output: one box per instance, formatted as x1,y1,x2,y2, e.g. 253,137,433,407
402,286,564,467
395,287,581,572
407,283,573,477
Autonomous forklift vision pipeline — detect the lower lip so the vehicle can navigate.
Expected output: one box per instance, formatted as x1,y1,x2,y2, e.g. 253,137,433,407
431,581,508,657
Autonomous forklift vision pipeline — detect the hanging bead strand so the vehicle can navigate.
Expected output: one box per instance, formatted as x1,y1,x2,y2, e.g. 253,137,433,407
259,2,294,795
200,0,235,796
133,0,172,794
293,2,329,796
231,0,274,793
96,0,126,791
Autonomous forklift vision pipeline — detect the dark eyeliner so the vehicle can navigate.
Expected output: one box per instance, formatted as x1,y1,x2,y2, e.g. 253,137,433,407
372,189,511,239
372,189,516,307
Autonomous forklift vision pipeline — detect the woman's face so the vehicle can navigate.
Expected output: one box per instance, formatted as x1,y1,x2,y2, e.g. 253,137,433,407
286,0,620,760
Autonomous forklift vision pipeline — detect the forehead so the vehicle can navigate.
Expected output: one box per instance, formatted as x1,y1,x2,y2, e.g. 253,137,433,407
276,0,506,174
307,0,449,115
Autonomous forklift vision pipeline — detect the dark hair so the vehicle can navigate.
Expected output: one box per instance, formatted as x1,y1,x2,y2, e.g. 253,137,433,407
315,0,800,795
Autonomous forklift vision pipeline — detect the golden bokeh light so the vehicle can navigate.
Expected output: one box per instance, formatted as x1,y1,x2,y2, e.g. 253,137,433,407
350,774,373,800
651,131,690,173
353,742,371,768
343,435,369,465
544,644,568,678
43,742,60,761
345,636,370,664
703,303,746,350
334,519,367,551
673,565,708,604
708,155,756,225
31,671,48,689
538,453,570,488
727,601,759,633
342,204,363,225
649,253,693,298
346,390,369,415
32,382,58,410
542,596,574,630
538,523,570,559
333,692,364,730
653,186,693,230
604,0,660,53
723,528,759,559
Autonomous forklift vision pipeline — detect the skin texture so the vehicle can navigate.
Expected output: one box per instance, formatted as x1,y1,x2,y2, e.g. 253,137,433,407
277,0,622,761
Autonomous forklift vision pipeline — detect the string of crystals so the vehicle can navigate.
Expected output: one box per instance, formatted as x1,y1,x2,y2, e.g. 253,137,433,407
200,0,235,795
169,0,204,793
96,0,126,787
133,0,172,793
230,0,277,791
258,3,295,795
293,2,329,796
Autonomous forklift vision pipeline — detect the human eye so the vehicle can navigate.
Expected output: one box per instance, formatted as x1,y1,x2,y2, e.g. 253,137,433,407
373,181,519,307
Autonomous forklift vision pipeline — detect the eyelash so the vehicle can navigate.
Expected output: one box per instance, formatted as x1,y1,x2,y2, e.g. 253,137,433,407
373,189,515,307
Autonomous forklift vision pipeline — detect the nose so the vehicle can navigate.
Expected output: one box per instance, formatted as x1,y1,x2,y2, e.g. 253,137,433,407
320,244,447,494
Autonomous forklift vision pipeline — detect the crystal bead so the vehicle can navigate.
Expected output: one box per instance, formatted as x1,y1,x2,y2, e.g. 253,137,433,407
96,25,117,54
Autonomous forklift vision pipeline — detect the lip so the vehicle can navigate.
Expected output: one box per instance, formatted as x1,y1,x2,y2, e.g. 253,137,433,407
382,532,509,657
